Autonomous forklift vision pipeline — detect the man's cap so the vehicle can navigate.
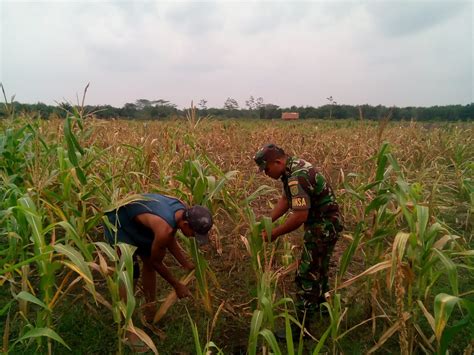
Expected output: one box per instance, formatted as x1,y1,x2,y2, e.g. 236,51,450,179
184,206,213,246
253,143,285,171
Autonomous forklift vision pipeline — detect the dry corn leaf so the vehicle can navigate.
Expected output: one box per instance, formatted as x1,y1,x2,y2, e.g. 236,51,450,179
153,271,195,323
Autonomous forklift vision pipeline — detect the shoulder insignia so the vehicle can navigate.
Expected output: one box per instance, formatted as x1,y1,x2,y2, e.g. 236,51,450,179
290,184,299,196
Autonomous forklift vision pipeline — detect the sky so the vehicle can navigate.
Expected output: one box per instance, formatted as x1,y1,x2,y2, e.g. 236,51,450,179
1,0,472,109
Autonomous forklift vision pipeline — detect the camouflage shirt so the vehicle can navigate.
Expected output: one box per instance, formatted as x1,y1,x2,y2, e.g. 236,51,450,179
281,157,340,226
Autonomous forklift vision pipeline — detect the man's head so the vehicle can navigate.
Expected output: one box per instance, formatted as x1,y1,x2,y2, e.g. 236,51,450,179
253,143,287,179
181,206,213,245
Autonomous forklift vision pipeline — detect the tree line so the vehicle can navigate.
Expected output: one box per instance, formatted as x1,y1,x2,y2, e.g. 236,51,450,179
1,97,472,121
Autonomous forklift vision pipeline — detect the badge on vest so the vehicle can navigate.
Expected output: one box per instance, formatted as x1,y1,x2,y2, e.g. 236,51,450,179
292,197,307,207
288,180,299,196
290,185,299,196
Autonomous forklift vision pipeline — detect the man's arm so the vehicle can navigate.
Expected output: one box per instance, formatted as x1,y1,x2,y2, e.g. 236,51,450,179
135,213,191,298
168,237,194,271
271,195,289,222
270,209,308,241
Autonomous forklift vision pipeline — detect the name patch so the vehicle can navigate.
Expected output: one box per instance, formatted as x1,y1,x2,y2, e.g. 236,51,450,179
292,197,307,207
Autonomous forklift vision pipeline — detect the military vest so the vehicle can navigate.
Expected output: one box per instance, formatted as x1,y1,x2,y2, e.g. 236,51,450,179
281,157,340,225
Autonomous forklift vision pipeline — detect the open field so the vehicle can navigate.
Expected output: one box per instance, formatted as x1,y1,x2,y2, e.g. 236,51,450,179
1,112,473,354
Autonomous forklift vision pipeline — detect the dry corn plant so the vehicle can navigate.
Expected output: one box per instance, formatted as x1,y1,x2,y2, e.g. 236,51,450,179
185,101,209,130
334,142,472,353
93,242,158,354
241,204,305,355
1,109,472,354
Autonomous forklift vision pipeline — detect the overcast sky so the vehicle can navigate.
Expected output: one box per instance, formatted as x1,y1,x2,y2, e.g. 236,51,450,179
1,0,472,108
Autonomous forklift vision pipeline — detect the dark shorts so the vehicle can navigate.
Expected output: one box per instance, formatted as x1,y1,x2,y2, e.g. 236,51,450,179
103,222,141,280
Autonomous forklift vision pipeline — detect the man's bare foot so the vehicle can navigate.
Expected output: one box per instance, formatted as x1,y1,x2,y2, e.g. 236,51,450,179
124,331,149,353
142,303,156,323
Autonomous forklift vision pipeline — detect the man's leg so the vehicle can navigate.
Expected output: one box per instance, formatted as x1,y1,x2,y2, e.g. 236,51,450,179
116,255,149,352
103,218,149,351
118,255,140,299
139,255,157,322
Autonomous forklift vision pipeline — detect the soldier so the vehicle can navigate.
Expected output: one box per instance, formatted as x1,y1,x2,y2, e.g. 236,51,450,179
253,144,343,321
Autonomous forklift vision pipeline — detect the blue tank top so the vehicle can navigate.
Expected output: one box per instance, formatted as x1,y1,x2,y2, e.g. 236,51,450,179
104,194,185,256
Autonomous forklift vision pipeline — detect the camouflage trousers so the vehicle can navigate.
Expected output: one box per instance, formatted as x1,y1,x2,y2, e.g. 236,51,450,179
295,220,339,315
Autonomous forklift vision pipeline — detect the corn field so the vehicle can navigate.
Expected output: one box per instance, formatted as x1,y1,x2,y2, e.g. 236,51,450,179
0,103,473,354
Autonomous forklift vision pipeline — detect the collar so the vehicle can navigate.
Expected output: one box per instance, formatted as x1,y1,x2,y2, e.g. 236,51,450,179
281,156,294,182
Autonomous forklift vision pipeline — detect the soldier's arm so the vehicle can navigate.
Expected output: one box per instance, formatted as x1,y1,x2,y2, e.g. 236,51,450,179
268,175,311,241
270,209,308,241
271,195,289,222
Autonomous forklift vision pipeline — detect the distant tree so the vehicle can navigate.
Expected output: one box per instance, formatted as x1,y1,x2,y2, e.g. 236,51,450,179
245,96,256,110
29,102,53,119
153,99,176,108
121,103,138,118
0,97,471,121
326,96,338,119
150,100,177,119
92,105,120,119
245,96,264,118
198,99,208,110
224,97,239,110
135,99,153,110
245,95,263,111
460,103,474,121
259,103,280,119
132,99,178,119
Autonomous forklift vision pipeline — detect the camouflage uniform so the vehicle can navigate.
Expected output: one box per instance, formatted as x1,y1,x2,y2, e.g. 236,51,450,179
282,157,343,315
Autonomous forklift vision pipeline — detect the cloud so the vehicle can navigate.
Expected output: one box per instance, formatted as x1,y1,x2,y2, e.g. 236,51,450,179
164,2,222,35
1,0,471,107
227,2,310,35
365,0,470,37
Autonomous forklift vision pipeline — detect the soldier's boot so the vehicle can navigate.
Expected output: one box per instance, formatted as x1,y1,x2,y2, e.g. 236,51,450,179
274,321,311,341
275,307,313,341
315,295,330,316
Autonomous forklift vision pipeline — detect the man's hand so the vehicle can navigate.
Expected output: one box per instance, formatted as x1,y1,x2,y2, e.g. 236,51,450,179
261,230,272,242
175,282,192,299
182,261,195,272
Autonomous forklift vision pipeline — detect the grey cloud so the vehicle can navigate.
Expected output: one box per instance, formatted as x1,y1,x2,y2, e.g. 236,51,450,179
170,50,224,73
86,45,155,73
234,2,364,35
366,1,470,37
2,0,471,107
164,2,315,36
235,2,311,35
73,2,163,73
98,1,159,27
164,2,222,35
